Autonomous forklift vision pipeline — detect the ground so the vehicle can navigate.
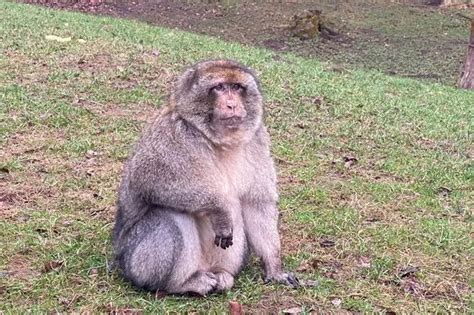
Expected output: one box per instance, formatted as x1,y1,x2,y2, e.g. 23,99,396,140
21,0,474,85
0,1,473,314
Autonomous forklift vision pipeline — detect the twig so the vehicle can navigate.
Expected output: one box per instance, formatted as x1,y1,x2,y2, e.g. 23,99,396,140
456,13,473,21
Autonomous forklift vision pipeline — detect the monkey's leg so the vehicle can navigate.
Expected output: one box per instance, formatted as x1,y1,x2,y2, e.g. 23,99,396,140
121,210,219,295
242,201,299,287
120,211,185,291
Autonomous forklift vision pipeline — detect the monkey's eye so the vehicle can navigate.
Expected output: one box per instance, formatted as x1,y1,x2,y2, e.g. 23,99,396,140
213,83,225,92
231,83,243,91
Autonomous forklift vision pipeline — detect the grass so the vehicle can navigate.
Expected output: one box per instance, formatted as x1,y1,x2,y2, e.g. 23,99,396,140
0,1,473,313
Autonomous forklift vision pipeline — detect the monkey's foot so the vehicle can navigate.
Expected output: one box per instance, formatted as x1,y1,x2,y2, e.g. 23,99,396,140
264,272,300,288
214,271,235,292
178,271,218,296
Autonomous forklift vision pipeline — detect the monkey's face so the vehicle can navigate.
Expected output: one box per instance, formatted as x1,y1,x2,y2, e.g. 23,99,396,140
175,60,263,142
208,81,248,128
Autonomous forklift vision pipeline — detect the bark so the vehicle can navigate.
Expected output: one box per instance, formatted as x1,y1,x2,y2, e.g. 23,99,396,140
458,20,474,89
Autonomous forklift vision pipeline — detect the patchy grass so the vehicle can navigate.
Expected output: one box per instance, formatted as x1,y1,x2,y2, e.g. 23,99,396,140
1,2,473,313
20,0,472,85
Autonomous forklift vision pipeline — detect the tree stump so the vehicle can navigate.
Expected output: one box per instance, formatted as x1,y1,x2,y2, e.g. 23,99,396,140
290,10,321,40
290,9,339,40
458,20,474,89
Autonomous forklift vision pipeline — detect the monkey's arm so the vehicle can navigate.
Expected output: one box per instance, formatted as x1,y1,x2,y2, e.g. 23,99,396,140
242,200,299,287
128,159,235,249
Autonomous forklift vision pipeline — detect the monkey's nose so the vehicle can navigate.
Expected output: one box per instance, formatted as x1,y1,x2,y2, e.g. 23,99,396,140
226,101,236,109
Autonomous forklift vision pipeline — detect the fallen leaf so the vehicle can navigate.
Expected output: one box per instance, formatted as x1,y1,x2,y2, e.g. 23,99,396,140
229,300,243,315
343,154,358,168
59,296,72,307
35,228,48,235
45,35,72,42
16,214,31,223
438,186,451,198
398,266,420,278
43,260,64,273
106,305,143,315
296,258,320,272
86,150,98,159
357,256,372,268
312,96,324,106
62,219,74,226
89,267,98,279
86,169,95,176
300,279,318,287
282,306,303,314
295,122,307,129
331,298,342,307
319,239,335,248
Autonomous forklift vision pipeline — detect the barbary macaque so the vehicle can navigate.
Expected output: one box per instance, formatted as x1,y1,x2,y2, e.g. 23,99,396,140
112,59,298,295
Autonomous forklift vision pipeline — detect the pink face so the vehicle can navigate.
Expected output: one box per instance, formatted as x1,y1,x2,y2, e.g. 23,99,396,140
210,82,247,127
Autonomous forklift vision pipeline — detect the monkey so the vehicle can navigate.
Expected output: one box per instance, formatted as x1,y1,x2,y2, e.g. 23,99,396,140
112,59,299,295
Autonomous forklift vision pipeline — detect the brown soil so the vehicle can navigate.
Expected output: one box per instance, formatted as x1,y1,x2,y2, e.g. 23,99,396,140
19,1,473,84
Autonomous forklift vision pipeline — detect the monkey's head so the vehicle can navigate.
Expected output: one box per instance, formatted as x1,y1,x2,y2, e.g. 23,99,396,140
171,59,263,146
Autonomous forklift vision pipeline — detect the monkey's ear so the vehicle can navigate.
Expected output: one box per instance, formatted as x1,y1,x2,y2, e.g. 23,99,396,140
177,67,199,92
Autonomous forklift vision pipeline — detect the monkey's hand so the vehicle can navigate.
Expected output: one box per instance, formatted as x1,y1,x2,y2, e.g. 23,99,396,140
214,229,233,249
209,209,234,249
264,272,300,288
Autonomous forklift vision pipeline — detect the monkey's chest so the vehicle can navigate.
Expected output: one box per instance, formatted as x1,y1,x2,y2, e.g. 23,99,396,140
214,150,253,197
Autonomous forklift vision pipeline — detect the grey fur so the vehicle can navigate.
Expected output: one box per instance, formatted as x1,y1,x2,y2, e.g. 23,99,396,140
113,59,298,295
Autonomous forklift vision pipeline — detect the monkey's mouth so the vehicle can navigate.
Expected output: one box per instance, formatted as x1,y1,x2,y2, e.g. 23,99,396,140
218,116,245,127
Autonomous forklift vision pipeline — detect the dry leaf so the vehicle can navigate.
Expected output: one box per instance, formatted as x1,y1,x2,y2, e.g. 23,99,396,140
319,239,335,248
229,300,243,315
296,258,320,272
282,306,303,314
343,154,358,168
398,266,420,278
43,260,64,273
45,35,72,42
331,298,342,307
106,303,143,315
89,267,98,279
86,150,98,159
357,256,372,268
300,279,318,287
438,186,451,198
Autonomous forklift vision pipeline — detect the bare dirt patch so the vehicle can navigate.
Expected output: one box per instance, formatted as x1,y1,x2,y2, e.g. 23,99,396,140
19,0,473,84
5,255,40,280
2,50,51,86
0,180,55,219
0,131,67,219
72,97,159,122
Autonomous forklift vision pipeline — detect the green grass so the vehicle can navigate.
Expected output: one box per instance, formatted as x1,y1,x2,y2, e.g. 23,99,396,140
277,3,470,85
0,1,473,313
